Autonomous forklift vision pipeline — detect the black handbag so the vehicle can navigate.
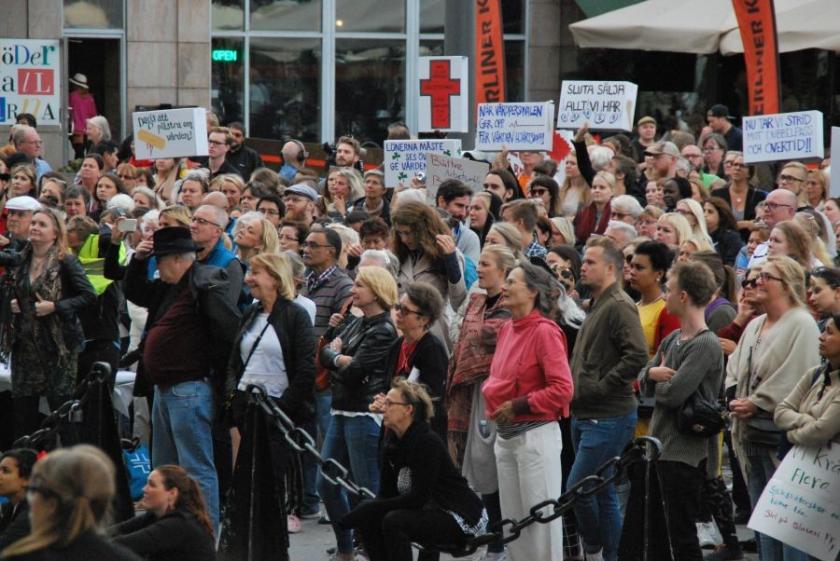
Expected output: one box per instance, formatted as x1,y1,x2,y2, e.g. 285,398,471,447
677,392,727,437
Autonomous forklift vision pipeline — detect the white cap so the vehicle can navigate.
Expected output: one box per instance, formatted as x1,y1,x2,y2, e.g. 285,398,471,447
5,196,42,212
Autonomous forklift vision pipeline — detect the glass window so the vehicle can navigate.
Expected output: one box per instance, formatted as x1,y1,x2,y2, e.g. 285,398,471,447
419,0,444,33
336,0,405,33
63,0,123,28
249,38,321,141
501,0,525,34
211,38,245,126
419,40,444,58
250,0,322,31
335,39,405,147
212,0,244,31
504,40,525,102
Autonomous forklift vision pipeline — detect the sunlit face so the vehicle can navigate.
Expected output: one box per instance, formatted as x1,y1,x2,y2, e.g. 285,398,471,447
564,155,579,178
235,218,263,250
364,175,385,199
95,177,119,203
221,181,242,209
244,263,279,302
645,182,664,207
501,267,535,311
767,227,788,257
329,174,350,199
591,178,612,205
28,212,57,245
655,219,678,247
179,180,204,209
483,174,508,201
477,250,506,292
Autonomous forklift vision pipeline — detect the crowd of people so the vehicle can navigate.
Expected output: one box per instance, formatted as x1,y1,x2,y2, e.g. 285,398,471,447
0,102,835,561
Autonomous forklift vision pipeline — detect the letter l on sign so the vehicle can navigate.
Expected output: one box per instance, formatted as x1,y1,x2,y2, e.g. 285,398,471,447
420,60,460,129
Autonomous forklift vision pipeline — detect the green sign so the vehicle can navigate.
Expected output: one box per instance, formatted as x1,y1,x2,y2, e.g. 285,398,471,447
212,49,238,63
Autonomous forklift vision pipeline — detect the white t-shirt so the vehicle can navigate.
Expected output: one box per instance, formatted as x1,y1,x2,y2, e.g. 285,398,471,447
238,313,289,398
294,295,317,325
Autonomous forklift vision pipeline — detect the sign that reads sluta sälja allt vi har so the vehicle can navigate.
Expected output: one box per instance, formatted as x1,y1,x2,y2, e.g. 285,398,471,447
748,444,840,561
0,39,60,125
383,139,462,190
742,110,824,164
475,102,554,151
132,107,209,160
556,80,638,132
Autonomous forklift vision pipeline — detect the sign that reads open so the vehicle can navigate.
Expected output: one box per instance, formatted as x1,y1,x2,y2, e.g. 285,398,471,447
132,107,209,160
743,110,825,164
556,80,638,132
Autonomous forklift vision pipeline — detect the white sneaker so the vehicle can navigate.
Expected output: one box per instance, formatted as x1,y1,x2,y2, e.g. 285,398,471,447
584,550,604,561
696,520,723,548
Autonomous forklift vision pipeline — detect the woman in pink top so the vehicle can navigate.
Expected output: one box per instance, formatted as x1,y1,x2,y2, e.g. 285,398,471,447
483,260,574,561
68,74,98,160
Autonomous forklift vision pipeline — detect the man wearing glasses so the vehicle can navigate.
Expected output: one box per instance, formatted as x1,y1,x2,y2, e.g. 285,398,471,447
190,204,244,303
207,127,241,180
11,125,51,181
748,189,797,267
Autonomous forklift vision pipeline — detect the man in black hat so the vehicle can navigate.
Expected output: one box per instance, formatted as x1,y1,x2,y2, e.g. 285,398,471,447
124,227,241,531
707,104,743,151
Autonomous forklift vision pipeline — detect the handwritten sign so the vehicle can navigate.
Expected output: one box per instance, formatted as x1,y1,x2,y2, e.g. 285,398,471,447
748,444,840,560
418,56,469,133
475,102,554,151
132,107,209,159
0,39,60,125
831,127,840,198
383,139,462,189
742,110,824,164
425,153,489,200
556,80,638,132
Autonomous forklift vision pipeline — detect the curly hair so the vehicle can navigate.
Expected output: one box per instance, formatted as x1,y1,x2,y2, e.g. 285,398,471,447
391,201,451,263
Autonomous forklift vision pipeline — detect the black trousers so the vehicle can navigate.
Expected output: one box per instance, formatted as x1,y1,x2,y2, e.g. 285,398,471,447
618,459,704,561
356,507,467,561
13,394,72,442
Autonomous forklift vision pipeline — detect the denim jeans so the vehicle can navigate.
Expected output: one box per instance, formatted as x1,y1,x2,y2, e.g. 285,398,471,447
301,390,333,514
568,411,637,561
744,449,810,561
317,413,381,554
152,380,219,529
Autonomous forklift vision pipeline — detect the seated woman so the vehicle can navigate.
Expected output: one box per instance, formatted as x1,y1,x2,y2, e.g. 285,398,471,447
0,449,37,550
112,465,216,561
342,378,487,561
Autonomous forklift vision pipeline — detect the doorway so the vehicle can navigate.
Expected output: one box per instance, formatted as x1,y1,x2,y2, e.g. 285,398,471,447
66,38,122,154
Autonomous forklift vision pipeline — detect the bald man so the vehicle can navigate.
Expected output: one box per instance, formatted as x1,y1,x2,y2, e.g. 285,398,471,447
748,189,797,267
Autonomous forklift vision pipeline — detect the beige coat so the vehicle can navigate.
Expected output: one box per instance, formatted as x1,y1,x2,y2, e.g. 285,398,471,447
775,365,840,447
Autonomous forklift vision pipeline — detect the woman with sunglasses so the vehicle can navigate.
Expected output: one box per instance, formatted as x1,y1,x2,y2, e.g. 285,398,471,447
528,176,562,218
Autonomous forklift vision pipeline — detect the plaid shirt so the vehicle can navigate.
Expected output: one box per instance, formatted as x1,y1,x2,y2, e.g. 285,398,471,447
306,265,338,294
525,240,547,259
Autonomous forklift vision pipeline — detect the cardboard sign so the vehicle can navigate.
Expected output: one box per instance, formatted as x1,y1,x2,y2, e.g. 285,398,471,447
425,153,489,200
475,102,554,151
418,56,469,133
556,80,638,132
132,107,209,159
831,127,840,198
383,139,462,189
748,444,840,560
742,110,825,164
0,39,60,125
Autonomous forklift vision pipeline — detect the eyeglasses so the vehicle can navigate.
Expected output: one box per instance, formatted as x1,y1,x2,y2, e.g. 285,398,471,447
258,207,281,216
610,211,630,219
394,303,425,316
383,398,410,408
207,140,227,146
191,216,222,228
764,201,793,212
741,278,758,289
530,188,549,196
703,146,721,152
758,271,783,283
301,241,331,249
778,174,804,183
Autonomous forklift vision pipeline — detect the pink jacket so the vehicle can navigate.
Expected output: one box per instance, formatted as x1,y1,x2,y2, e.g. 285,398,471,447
483,309,574,421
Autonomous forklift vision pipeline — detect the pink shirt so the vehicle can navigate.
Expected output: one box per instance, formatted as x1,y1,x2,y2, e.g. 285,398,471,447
69,90,97,133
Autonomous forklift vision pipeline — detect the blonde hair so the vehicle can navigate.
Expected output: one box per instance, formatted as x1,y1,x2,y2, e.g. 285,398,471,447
249,253,295,301
763,256,807,307
793,212,831,266
159,204,192,228
676,198,711,242
771,220,813,269
486,222,524,259
33,208,70,259
593,170,616,191
640,205,664,222
235,211,280,263
658,212,693,246
2,445,115,558
548,216,575,247
325,167,365,211
210,173,246,196
479,244,517,274
559,153,591,210
356,266,398,310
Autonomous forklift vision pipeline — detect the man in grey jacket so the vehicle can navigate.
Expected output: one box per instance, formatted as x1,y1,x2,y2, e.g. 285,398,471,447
568,237,648,561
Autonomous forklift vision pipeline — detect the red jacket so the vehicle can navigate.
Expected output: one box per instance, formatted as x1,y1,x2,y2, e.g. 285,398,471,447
483,309,574,421
574,200,611,247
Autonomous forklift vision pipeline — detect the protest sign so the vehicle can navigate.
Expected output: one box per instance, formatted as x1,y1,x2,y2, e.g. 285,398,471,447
830,127,840,198
425,153,489,200
748,444,840,560
556,80,638,132
132,107,209,159
0,39,60,125
419,56,469,133
475,102,554,151
743,110,824,164
383,139,462,189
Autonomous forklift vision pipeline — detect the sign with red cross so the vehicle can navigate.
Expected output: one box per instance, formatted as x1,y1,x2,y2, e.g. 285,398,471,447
418,56,469,133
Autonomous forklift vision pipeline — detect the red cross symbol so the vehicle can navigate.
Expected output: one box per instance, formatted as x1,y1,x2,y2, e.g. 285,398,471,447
420,60,461,129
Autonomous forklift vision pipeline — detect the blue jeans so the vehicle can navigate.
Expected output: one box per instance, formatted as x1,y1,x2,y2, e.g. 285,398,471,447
152,380,219,529
568,411,637,561
301,390,333,514
317,413,381,554
744,449,809,561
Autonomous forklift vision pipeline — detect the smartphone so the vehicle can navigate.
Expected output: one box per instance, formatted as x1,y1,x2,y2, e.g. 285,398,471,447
118,219,138,233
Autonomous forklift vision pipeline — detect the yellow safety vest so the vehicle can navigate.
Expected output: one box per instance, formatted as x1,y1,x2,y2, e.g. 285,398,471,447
76,234,126,296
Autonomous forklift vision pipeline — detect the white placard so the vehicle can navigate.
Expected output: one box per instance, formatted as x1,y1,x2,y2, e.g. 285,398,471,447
383,139,462,189
418,56,469,133
830,127,840,198
132,107,209,159
556,80,638,132
425,153,489,200
748,444,840,561
0,39,61,125
475,102,554,151
743,110,825,164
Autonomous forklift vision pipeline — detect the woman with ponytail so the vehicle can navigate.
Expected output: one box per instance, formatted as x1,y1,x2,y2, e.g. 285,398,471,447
112,465,215,561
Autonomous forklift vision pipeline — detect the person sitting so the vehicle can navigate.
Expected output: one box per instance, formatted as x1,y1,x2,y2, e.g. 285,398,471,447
112,465,216,561
342,378,487,561
0,449,37,550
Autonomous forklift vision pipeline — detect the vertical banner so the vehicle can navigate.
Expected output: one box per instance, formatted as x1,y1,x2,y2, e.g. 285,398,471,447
475,0,506,105
731,0,781,115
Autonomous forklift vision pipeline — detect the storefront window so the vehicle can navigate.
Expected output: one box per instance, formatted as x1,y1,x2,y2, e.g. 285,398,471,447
504,40,525,102
212,38,245,125
335,39,405,147
501,0,525,34
249,38,321,141
63,0,123,28
250,0,322,31
419,0,444,33
336,0,405,32
419,40,444,57
212,0,244,31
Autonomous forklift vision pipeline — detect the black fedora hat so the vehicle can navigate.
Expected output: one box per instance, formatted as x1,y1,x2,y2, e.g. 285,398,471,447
152,227,198,257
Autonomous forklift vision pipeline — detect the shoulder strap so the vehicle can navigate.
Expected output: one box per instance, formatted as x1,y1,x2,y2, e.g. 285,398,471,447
241,319,271,373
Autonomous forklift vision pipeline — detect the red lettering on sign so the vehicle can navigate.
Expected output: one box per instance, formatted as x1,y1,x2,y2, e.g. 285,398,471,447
420,60,461,130
17,69,54,95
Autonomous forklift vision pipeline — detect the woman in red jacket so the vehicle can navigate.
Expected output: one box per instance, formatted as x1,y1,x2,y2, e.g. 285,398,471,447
483,260,574,561
573,171,614,249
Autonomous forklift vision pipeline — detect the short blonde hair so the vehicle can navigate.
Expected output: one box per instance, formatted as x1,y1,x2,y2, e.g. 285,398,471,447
159,204,192,228
356,266,398,310
249,253,295,301
548,216,575,247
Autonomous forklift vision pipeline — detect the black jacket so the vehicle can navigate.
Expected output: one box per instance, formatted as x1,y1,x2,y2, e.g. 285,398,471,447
4,530,142,561
710,186,768,240
226,145,264,182
710,227,744,267
77,227,122,343
0,501,29,550
225,299,316,423
320,312,397,412
112,511,216,561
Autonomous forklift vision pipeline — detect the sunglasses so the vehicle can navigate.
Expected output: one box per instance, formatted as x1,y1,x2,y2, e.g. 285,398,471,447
741,278,758,289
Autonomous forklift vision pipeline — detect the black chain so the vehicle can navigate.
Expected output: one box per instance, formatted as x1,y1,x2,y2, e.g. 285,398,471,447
11,362,113,450
245,385,662,557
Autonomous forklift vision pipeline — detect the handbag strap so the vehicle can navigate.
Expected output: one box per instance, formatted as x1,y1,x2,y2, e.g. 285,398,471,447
241,319,271,374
